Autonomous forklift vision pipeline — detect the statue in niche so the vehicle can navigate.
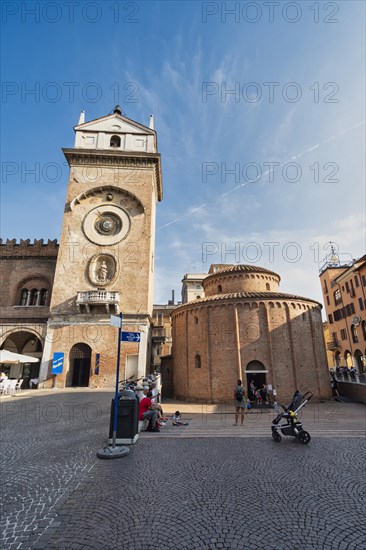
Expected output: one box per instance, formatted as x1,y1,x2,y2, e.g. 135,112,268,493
89,255,116,286
98,260,109,283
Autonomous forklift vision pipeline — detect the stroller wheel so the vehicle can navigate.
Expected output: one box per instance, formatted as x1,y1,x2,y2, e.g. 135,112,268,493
272,431,282,442
298,431,311,444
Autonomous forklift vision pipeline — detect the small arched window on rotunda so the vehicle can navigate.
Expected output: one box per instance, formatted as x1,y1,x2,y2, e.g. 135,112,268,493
110,135,121,148
266,283,270,291
195,354,201,368
217,285,222,293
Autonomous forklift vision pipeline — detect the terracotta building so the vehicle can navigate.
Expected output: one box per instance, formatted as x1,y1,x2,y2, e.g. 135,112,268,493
0,107,163,388
323,321,336,370
0,239,58,387
172,264,331,403
151,293,177,370
319,250,366,373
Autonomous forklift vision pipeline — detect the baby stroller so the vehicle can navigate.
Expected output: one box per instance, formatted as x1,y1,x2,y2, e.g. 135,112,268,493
271,390,313,444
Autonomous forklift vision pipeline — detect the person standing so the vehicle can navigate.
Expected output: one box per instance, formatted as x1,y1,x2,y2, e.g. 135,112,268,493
233,379,246,426
331,375,340,399
260,383,268,404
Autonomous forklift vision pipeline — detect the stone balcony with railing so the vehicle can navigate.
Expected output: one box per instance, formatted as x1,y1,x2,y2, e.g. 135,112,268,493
326,339,341,350
76,291,120,314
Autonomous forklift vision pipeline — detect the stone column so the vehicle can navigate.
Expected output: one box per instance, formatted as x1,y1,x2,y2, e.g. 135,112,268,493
39,325,53,383
185,311,189,399
137,324,148,380
206,306,213,402
308,307,323,398
264,304,276,390
234,303,243,381
285,303,299,390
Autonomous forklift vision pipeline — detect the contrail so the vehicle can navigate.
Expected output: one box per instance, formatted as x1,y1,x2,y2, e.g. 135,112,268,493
158,203,208,229
157,120,365,232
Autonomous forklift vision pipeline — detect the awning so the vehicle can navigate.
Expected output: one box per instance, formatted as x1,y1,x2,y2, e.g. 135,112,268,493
0,350,39,364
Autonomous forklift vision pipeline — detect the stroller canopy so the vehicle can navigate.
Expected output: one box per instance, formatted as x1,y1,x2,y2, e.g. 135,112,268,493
286,390,303,412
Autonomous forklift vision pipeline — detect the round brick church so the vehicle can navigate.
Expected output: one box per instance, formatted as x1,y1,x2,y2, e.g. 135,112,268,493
171,265,332,403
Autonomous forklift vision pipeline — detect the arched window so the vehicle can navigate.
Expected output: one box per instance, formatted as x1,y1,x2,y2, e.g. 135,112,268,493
20,289,28,306
195,354,201,368
217,285,222,293
266,283,270,291
361,321,366,341
246,360,266,371
110,135,121,148
334,289,342,306
30,289,38,306
344,350,352,368
196,295,201,299
354,350,363,372
40,289,48,306
16,277,50,307
351,325,359,343
194,316,198,324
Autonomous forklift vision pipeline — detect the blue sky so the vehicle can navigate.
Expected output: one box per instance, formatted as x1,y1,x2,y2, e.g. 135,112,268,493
1,1,365,311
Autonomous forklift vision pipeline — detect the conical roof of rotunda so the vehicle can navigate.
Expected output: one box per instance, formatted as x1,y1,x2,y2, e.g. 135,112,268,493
175,291,322,309
203,264,281,297
173,264,322,314
206,264,280,279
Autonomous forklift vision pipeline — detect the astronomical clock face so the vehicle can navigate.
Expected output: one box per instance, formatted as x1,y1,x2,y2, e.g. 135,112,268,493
82,205,131,245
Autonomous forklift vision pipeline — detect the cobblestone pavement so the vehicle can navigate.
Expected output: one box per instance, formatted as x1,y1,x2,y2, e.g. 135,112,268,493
1,390,365,550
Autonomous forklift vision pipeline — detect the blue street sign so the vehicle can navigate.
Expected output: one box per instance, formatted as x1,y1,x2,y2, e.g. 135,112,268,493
52,352,64,374
121,331,141,342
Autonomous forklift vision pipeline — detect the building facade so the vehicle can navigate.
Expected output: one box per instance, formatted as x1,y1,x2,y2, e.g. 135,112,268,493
319,251,366,373
172,264,331,403
0,107,163,388
151,300,176,370
0,239,58,387
181,273,206,303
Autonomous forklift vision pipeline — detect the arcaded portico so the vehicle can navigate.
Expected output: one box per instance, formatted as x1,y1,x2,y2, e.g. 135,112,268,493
172,265,332,403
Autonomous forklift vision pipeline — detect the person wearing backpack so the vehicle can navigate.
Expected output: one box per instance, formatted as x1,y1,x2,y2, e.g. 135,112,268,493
233,379,246,425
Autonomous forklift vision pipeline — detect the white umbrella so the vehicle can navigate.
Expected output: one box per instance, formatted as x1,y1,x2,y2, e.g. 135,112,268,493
0,349,39,364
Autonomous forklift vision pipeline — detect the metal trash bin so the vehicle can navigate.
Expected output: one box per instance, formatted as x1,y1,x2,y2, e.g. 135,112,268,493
108,391,139,445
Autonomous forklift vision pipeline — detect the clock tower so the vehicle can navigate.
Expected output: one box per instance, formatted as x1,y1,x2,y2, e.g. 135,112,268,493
42,106,162,387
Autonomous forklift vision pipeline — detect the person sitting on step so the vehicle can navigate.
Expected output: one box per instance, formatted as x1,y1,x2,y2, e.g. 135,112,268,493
138,391,160,432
